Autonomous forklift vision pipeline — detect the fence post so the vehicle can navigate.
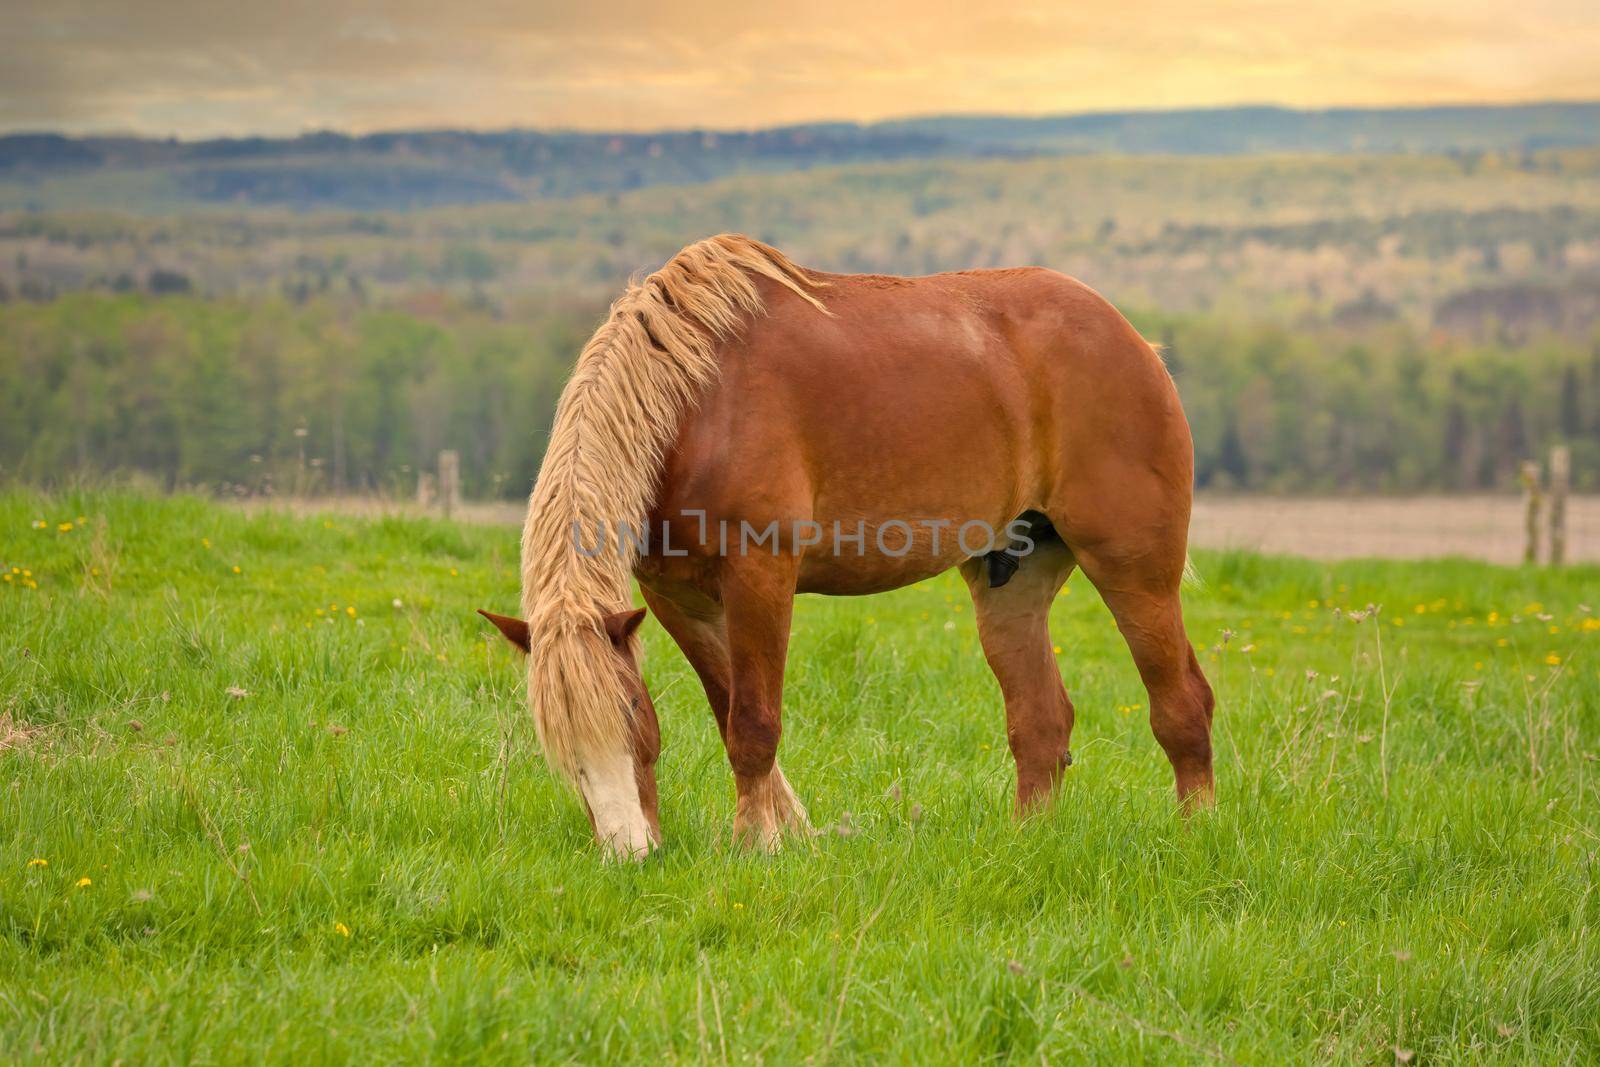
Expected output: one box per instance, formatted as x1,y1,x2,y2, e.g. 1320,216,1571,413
438,450,461,520
416,471,436,510
1519,460,1542,565
1548,445,1570,567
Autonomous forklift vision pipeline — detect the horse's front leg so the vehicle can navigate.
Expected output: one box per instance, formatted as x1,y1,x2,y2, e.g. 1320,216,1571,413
641,584,810,850
721,555,809,851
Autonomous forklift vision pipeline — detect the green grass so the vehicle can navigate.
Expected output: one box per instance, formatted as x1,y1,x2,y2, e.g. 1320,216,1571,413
2,491,1597,1063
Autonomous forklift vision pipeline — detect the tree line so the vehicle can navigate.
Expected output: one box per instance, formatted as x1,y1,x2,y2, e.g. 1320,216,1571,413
2,292,1598,496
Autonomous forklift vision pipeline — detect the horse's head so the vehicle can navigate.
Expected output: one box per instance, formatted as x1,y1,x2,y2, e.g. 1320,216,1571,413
479,605,661,859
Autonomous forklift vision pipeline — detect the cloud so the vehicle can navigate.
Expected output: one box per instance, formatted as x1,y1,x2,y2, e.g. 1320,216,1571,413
2,0,1597,136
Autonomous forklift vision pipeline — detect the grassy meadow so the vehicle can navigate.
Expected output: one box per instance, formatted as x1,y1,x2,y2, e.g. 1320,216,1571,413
2,491,1598,1063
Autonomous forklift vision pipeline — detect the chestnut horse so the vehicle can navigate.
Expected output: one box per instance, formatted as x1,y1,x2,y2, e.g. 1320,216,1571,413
481,234,1214,858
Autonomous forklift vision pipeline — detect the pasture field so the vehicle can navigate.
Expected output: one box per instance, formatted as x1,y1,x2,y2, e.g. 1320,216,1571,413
2,491,1598,1063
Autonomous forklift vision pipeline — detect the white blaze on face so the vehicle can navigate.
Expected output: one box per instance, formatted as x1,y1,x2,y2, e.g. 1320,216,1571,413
578,748,653,861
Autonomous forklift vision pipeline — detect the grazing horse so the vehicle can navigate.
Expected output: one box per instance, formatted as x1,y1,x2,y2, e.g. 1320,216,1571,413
480,234,1214,858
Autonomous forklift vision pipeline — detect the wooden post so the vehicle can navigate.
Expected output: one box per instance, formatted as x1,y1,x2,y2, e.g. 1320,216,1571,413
1519,460,1542,565
416,471,436,510
1548,445,1570,567
438,450,461,519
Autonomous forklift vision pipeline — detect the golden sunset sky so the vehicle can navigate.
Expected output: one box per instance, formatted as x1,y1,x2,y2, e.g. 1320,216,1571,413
4,0,1599,137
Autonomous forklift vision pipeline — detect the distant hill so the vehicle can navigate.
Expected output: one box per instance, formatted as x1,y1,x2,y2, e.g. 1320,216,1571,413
2,101,1598,212
886,102,1600,154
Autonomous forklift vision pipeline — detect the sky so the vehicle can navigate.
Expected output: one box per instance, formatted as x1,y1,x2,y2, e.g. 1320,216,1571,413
4,0,1600,138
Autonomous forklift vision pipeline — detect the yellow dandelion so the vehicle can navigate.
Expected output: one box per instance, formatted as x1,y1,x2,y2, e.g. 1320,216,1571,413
449,568,459,577
202,538,211,549
1544,653,1561,666
232,565,241,574
1473,662,1483,670
27,858,47,868
2,574,10,583
1052,645,1062,654
58,521,73,533
1307,599,1319,609
732,902,744,910
75,877,91,888
1497,638,1509,648
1392,617,1405,627
345,606,356,617
334,922,351,937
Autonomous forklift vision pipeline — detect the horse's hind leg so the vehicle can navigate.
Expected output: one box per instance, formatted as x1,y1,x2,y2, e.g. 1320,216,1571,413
1061,520,1215,808
962,533,1079,813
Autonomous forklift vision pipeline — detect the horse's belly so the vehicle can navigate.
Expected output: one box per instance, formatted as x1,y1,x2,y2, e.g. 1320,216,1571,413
792,508,1011,596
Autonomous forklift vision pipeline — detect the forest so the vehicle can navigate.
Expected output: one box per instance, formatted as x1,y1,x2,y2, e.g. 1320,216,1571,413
3,139,1599,495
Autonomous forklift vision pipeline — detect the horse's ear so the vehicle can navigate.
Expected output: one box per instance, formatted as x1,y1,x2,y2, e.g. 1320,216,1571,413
477,609,530,653
602,607,647,646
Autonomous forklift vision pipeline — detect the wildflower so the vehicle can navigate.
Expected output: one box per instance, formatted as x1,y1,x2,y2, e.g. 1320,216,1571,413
450,568,459,577
202,538,211,549
392,598,404,609
76,516,86,524
31,519,45,529
1497,638,1509,648
58,522,73,533
1052,645,1062,654
75,877,91,888
231,565,241,574
27,858,47,868
1544,654,1561,666
732,902,744,910
345,606,356,617
334,922,351,937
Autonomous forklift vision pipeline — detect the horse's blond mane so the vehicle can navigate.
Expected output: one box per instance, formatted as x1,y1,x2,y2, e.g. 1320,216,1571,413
520,234,825,786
